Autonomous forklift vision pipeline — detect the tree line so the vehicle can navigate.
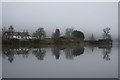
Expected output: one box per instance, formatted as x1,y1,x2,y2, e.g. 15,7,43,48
2,25,112,44
2,25,85,40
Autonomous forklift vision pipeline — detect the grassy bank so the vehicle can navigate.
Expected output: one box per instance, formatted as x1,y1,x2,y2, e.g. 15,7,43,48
2,38,112,47
2,38,54,46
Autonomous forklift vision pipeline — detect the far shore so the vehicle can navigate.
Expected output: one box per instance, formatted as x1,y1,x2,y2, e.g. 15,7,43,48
2,38,112,47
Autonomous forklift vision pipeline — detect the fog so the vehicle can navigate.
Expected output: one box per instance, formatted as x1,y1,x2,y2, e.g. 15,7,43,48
2,2,118,40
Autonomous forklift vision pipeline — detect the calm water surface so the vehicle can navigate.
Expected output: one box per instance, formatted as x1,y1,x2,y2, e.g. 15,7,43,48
2,44,118,78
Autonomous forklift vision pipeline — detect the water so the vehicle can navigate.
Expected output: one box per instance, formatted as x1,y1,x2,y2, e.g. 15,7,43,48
2,44,118,78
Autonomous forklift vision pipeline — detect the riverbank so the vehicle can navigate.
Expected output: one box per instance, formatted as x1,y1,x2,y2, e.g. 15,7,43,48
2,38,112,46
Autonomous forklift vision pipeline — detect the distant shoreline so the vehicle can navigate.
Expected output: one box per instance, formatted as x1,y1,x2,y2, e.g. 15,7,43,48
2,38,112,46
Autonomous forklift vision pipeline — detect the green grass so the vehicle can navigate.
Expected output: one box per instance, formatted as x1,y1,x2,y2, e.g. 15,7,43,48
2,38,55,46
40,39,54,43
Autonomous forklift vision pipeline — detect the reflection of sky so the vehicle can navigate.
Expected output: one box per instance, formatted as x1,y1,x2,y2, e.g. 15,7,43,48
2,45,118,78
2,2,118,40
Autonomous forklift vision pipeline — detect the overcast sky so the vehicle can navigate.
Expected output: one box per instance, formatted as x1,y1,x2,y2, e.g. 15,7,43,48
2,2,118,39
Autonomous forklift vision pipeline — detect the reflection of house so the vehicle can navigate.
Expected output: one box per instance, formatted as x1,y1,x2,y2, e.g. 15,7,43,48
3,31,32,39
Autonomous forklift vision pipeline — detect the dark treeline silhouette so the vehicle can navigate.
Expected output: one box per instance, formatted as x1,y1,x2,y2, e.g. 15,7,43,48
52,28,85,44
2,25,112,46
2,44,112,63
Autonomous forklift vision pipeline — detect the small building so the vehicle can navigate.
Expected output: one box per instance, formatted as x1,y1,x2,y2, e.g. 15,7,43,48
2,31,31,39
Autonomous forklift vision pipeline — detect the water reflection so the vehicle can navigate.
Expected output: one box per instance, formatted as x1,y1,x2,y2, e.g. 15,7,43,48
51,46,61,59
2,48,30,63
2,44,112,63
101,45,112,61
64,46,84,59
32,48,46,60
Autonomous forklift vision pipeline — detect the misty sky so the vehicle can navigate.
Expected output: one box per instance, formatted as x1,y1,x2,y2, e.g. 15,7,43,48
2,2,118,39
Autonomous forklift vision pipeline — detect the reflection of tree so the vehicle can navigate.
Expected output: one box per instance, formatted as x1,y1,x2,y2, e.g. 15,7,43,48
2,48,30,63
102,46,111,61
2,48,14,63
14,48,30,58
32,48,46,60
98,44,112,61
88,46,94,52
64,46,84,59
72,48,84,56
64,47,73,59
88,43,112,61
51,46,61,59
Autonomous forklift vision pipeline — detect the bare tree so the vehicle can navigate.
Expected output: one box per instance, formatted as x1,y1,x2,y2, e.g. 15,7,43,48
65,27,74,40
8,25,15,32
102,27,111,40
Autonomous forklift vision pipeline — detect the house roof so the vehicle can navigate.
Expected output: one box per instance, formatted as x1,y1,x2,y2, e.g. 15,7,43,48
4,31,29,36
